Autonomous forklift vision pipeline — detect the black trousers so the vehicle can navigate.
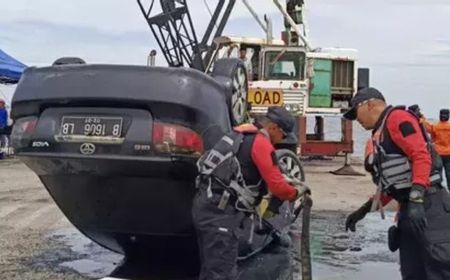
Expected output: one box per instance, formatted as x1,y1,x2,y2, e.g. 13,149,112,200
192,189,245,280
398,187,450,280
441,155,450,186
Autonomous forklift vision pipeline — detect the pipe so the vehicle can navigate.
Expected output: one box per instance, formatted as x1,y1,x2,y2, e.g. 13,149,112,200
147,49,157,66
242,0,269,35
264,14,274,43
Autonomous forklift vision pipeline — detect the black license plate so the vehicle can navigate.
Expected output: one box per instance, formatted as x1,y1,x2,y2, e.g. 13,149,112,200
60,116,123,137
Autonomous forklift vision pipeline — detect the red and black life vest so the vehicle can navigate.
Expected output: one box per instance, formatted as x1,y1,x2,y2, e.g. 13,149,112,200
364,106,442,200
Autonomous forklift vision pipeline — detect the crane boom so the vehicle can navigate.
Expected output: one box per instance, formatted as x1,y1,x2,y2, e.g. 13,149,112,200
137,0,236,71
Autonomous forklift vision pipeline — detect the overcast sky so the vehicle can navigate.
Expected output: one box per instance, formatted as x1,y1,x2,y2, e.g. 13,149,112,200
1,0,449,116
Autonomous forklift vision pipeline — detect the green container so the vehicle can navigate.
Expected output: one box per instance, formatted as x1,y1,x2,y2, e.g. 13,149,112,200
309,95,331,107
309,59,332,108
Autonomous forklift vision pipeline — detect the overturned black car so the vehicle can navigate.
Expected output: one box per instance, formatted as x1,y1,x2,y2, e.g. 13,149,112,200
10,58,303,265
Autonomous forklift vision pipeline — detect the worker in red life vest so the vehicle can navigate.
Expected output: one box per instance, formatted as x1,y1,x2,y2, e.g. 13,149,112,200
343,87,450,280
192,106,310,280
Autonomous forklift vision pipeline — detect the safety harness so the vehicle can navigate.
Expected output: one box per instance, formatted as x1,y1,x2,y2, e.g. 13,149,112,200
196,131,262,213
366,107,442,212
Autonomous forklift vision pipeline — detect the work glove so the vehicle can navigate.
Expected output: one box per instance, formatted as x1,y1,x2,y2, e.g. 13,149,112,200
295,184,311,198
282,174,311,198
345,199,372,232
407,185,427,237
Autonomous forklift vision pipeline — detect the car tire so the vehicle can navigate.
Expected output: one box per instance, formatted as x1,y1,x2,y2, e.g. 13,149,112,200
52,57,86,66
212,58,248,126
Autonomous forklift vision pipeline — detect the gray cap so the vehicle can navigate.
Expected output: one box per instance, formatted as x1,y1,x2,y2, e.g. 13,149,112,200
266,106,295,134
343,87,385,120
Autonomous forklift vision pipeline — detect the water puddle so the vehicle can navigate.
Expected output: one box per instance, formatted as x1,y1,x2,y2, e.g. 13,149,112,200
306,211,400,280
28,228,122,278
29,211,401,279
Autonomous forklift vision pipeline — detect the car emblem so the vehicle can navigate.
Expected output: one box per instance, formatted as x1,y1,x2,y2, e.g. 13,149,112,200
80,143,96,155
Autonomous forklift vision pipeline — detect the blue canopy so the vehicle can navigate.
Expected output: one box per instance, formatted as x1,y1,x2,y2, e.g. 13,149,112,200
0,49,26,84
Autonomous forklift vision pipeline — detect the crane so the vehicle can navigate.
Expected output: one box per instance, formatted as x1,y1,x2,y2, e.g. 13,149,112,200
137,0,237,71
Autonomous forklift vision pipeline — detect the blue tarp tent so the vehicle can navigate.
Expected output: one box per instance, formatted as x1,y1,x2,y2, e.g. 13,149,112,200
0,49,26,84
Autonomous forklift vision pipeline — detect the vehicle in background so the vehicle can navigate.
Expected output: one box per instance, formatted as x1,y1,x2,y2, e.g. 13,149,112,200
208,0,369,158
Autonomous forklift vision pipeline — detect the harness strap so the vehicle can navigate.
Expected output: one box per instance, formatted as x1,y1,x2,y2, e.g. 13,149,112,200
248,214,255,244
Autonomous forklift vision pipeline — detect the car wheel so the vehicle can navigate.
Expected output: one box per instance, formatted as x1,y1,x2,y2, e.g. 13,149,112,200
212,58,248,126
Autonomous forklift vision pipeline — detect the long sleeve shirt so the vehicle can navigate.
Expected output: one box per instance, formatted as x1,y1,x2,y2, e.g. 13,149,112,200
0,108,7,129
421,118,450,156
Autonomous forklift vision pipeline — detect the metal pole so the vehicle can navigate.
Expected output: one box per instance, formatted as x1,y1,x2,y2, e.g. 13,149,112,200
147,49,157,66
264,14,274,43
241,0,269,35
272,0,311,50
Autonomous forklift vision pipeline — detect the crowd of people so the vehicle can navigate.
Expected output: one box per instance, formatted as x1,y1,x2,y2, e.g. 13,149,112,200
0,99,10,159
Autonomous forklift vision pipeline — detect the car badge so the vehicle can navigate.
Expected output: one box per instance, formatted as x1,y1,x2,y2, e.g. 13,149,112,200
80,143,96,155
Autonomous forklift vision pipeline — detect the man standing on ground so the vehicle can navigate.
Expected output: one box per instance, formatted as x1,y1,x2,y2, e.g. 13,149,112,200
343,87,450,279
239,46,253,81
0,99,8,158
421,109,450,185
192,106,310,280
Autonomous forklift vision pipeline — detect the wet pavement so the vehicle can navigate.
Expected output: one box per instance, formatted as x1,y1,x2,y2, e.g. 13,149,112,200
25,210,401,280
28,229,121,279
307,211,400,280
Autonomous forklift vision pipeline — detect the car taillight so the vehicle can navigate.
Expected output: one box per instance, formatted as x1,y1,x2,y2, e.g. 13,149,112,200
11,116,38,149
153,122,204,155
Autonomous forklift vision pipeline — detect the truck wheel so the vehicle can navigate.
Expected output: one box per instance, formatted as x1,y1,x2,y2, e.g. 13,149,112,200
276,149,306,224
212,58,248,126
276,149,305,182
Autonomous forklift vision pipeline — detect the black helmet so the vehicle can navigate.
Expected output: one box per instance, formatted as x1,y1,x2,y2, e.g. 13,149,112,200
440,109,449,122
343,87,385,120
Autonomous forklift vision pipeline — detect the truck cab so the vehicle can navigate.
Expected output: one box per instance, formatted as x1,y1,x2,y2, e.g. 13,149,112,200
210,36,360,154
212,36,358,118
250,46,308,116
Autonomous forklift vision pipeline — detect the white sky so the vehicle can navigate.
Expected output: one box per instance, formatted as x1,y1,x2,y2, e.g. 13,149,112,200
1,0,450,116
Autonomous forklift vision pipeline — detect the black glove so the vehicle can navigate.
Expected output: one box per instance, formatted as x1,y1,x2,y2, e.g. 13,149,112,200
345,199,372,232
407,185,427,236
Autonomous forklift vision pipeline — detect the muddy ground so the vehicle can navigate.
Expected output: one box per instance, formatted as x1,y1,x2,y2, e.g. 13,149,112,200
0,157,402,279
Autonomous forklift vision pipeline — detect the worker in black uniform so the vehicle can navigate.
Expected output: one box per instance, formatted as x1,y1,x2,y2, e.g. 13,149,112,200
192,107,310,280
